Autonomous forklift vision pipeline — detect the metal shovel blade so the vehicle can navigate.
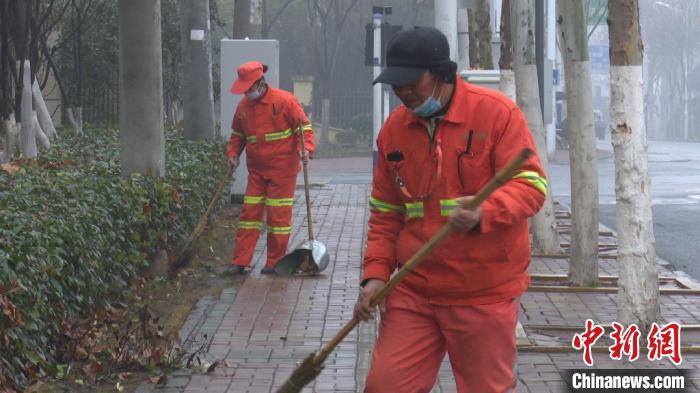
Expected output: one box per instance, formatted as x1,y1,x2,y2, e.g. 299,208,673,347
275,240,330,276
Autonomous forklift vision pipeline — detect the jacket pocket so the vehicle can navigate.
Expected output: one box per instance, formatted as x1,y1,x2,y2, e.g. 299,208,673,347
456,151,491,195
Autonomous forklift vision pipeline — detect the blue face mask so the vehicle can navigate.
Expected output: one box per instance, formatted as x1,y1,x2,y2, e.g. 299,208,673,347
246,81,266,100
410,82,444,117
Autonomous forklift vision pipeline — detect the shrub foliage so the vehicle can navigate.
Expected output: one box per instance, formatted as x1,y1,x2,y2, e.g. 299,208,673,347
0,128,227,388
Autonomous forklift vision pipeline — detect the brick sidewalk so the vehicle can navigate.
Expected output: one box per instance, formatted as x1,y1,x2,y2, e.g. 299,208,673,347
138,179,700,393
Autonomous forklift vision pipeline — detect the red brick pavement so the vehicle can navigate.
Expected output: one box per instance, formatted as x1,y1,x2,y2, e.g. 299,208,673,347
139,175,700,393
178,184,368,393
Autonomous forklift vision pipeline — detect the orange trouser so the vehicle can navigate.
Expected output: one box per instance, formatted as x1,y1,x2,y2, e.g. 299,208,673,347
365,284,518,393
232,171,296,268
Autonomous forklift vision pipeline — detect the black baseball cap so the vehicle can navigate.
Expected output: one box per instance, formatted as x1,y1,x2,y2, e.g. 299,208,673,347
373,26,451,86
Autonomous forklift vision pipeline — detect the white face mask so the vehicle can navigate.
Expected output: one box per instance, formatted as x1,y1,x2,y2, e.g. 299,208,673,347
245,80,266,100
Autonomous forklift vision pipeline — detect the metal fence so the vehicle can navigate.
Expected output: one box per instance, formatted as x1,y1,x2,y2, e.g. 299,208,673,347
82,84,119,126
311,87,402,130
77,85,404,131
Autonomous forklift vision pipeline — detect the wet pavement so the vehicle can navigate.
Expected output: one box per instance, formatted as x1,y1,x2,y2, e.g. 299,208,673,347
136,154,700,393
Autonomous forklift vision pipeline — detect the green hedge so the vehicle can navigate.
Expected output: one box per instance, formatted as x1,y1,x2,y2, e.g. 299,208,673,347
0,128,227,388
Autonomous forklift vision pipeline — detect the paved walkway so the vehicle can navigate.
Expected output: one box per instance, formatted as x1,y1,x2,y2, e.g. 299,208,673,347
137,156,700,393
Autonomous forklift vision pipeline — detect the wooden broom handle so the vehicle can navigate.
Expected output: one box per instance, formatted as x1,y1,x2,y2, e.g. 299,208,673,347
299,120,314,241
312,148,533,364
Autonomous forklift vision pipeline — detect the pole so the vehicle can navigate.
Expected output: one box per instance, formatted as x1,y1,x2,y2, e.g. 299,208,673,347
434,0,458,61
546,0,556,156
535,0,544,117
372,9,382,169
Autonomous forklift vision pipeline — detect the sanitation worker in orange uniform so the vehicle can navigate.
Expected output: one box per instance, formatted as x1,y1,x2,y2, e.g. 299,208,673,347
353,27,548,392
226,61,315,275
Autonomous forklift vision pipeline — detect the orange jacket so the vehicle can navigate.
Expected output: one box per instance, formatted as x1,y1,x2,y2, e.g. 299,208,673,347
227,87,315,177
363,78,547,306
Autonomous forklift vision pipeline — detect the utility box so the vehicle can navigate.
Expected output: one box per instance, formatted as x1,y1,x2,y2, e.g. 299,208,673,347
292,75,314,121
220,39,279,198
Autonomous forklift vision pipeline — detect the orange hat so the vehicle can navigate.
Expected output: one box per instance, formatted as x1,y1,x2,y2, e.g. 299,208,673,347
230,61,267,94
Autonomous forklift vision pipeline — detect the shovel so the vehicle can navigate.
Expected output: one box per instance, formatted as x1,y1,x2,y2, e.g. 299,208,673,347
275,121,330,275
275,148,533,393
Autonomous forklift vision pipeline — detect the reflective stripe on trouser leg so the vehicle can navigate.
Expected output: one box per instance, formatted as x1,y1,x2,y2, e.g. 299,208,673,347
232,172,266,267
265,174,296,268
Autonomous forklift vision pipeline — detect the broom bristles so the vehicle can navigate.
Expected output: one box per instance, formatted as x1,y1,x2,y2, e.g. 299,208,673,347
276,352,324,393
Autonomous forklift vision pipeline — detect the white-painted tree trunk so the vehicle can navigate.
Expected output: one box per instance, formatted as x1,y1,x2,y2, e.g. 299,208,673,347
611,66,660,329
457,6,470,71
19,61,37,159
67,107,83,135
32,80,57,139
33,112,51,150
557,0,599,286
608,0,660,331
499,70,516,101
434,0,458,61
512,0,560,253
683,79,689,140
0,115,19,163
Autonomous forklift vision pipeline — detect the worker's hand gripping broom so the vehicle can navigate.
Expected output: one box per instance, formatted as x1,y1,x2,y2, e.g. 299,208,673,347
275,148,533,393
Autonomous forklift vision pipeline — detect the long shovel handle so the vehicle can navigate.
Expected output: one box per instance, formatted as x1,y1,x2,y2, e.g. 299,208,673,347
299,120,314,241
312,148,533,364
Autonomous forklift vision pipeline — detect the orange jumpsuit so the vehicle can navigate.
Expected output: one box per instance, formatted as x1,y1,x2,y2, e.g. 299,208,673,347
363,78,547,392
227,87,315,269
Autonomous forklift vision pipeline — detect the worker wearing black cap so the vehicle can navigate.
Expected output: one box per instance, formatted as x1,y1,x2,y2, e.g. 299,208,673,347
354,26,548,392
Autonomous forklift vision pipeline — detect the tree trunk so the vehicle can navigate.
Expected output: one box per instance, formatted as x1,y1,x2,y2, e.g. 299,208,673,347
249,0,263,39
32,79,57,139
608,0,660,332
457,5,470,70
468,8,478,68
72,0,82,124
475,0,493,69
118,0,165,177
321,96,330,147
0,114,18,163
511,0,559,253
434,0,457,61
180,0,215,141
38,37,80,131
33,111,50,149
19,60,37,158
682,71,689,140
557,0,599,286
232,0,251,39
499,0,515,100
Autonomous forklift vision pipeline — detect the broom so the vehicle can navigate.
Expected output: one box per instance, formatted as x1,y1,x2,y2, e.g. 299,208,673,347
171,165,235,268
275,148,533,392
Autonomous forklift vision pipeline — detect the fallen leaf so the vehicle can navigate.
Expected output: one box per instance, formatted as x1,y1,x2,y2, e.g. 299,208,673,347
83,360,103,383
117,372,132,380
148,375,167,385
0,163,20,174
